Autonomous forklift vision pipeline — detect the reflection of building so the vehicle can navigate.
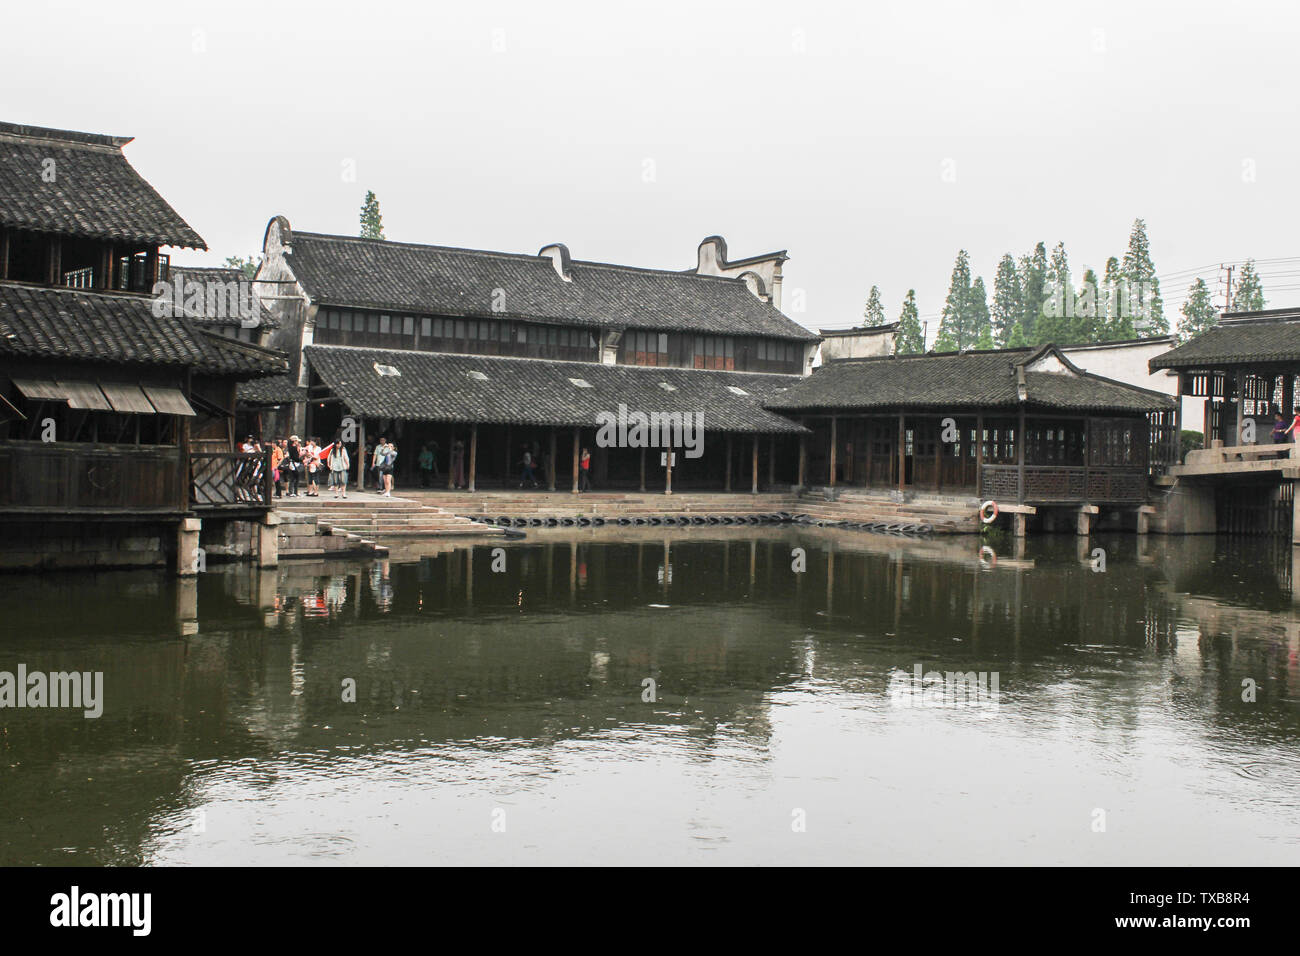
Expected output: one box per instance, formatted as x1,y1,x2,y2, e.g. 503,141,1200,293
0,121,287,572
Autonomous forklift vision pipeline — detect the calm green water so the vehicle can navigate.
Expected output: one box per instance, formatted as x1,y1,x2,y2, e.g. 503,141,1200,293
1,529,1297,866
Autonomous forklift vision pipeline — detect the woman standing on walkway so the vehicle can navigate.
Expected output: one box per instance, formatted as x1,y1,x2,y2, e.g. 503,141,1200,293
286,436,303,497
328,435,351,499
579,447,592,492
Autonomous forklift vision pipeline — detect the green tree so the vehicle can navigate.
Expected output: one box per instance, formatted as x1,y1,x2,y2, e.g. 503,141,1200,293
1017,242,1048,344
1007,319,1028,348
895,289,924,355
1121,218,1165,334
1101,257,1134,341
360,190,385,240
1232,259,1266,312
991,254,1021,347
1035,241,1073,344
224,255,259,279
1178,278,1219,341
969,276,993,348
1070,267,1103,344
863,285,887,326
934,250,974,351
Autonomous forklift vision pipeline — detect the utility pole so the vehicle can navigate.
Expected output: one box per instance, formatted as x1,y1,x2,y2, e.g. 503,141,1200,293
1221,263,1235,313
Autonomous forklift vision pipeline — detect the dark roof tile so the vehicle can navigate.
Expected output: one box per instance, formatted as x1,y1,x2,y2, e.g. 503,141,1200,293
304,345,806,433
0,121,205,249
286,232,818,340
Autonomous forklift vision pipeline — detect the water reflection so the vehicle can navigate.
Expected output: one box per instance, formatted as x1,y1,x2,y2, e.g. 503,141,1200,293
0,529,1297,865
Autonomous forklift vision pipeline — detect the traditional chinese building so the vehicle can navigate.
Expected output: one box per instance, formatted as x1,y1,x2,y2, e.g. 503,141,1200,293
0,121,287,572
252,220,817,492
765,344,1179,531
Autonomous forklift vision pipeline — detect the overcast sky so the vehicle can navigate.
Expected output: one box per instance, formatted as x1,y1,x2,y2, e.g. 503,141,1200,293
3,0,1296,339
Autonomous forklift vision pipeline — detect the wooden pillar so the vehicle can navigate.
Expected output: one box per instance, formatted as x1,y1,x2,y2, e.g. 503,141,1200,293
897,412,905,492
725,435,733,492
1284,375,1295,418
468,424,478,492
448,424,456,489
752,435,759,494
504,425,512,487
46,236,62,285
0,230,8,281
571,427,580,494
975,413,984,498
1016,405,1027,504
639,447,646,492
768,436,776,486
829,415,837,488
797,432,807,489
933,416,942,491
664,445,673,496
548,428,557,491
145,247,159,291
357,418,367,490
864,418,874,487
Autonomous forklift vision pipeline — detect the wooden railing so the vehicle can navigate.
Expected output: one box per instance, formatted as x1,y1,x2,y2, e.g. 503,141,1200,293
0,441,184,512
190,449,273,510
979,464,1148,503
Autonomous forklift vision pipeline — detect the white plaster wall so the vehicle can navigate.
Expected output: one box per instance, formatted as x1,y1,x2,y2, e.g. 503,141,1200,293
1062,340,1203,433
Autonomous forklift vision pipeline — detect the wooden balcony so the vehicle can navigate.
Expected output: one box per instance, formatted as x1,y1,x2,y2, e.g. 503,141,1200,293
0,442,273,516
979,463,1149,503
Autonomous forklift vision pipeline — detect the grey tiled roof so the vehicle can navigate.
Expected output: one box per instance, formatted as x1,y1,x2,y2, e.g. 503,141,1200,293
0,281,287,378
1149,314,1300,369
237,373,308,405
286,232,818,340
304,345,808,433
0,121,206,249
768,346,1174,414
168,265,277,329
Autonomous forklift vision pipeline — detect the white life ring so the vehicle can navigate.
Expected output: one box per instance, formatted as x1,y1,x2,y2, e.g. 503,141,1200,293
978,545,997,569
979,500,999,524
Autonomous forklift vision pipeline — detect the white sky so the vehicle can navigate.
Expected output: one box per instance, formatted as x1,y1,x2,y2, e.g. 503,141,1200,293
3,0,1296,341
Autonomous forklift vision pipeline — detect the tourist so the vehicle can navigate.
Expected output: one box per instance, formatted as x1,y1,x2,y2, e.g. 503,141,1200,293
428,439,441,479
579,447,592,492
304,437,321,496
418,443,435,487
270,439,285,498
519,445,538,488
286,436,303,497
451,440,465,489
382,440,397,496
371,437,387,492
328,434,351,499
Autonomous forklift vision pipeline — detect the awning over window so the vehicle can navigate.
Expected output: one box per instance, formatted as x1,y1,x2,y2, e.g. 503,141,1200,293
100,382,158,414
142,385,196,416
10,374,196,416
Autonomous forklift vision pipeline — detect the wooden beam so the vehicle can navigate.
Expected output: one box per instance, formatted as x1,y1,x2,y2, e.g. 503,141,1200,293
548,428,557,491
829,415,837,488
725,435,733,492
1017,404,1026,504
897,412,905,492
357,418,366,489
448,424,456,489
572,427,580,494
468,423,478,492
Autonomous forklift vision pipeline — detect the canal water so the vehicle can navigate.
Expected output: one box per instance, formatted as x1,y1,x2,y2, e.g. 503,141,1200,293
1,529,1297,866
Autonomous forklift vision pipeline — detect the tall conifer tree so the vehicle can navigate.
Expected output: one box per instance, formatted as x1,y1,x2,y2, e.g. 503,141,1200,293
1121,218,1164,334
991,254,1021,347
895,290,924,355
863,285,887,326
1232,260,1266,312
934,250,974,351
